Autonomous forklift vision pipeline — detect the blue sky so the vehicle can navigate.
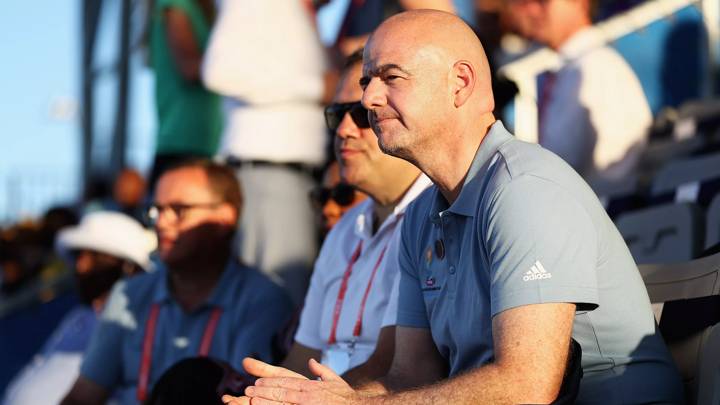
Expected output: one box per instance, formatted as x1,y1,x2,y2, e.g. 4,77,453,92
0,0,352,224
0,0,472,224
0,0,81,223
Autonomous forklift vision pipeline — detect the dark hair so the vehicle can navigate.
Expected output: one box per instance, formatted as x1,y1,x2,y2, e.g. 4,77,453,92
144,357,250,405
343,47,364,71
161,159,243,217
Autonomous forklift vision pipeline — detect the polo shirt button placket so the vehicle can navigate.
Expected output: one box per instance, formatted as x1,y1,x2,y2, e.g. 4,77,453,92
449,265,456,275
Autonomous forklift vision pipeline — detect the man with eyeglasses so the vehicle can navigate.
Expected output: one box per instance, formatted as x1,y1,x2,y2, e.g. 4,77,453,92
60,160,292,405
274,48,431,385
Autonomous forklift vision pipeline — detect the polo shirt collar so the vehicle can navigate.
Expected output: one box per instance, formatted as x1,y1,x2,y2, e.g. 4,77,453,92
429,121,513,220
152,259,243,312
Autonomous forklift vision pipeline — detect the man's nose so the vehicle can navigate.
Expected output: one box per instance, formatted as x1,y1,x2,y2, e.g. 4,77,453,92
335,111,359,140
361,78,386,110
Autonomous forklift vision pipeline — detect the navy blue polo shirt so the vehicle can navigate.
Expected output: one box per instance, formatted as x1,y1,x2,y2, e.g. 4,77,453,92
80,259,292,405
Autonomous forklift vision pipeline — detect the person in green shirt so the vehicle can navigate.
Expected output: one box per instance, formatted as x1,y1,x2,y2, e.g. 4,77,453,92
149,0,222,187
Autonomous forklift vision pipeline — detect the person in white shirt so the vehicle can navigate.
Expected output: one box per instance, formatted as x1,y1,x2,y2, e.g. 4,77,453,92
201,0,331,305
506,0,652,181
281,49,431,385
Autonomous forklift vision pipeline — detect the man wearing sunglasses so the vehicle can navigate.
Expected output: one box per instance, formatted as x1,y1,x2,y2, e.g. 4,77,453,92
230,10,681,405
270,48,432,386
310,161,367,236
61,160,292,405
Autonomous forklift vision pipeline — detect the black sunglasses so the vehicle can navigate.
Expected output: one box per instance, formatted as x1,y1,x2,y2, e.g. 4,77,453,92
324,102,370,131
310,183,357,207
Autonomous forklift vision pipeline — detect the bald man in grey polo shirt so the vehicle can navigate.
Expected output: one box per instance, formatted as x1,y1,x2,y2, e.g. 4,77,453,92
228,9,683,405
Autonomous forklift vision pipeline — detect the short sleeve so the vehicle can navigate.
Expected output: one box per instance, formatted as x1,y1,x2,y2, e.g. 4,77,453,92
381,272,401,328
79,282,128,389
294,253,329,351
484,176,599,317
395,214,430,328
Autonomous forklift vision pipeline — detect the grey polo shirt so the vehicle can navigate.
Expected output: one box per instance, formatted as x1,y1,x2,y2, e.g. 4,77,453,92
397,121,683,404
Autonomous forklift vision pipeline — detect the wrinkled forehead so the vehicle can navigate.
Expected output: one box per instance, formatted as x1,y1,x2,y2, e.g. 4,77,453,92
363,27,413,69
362,35,447,78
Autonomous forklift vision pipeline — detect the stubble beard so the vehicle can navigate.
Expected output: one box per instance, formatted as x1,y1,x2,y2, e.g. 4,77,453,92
376,129,415,165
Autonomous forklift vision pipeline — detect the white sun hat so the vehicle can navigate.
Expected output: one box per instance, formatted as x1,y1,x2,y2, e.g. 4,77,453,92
56,211,157,271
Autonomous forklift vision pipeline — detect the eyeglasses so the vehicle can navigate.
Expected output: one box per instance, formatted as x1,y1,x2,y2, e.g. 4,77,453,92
309,184,357,207
324,102,370,131
146,202,221,224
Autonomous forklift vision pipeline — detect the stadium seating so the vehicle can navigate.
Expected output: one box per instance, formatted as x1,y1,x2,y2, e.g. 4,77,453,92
650,151,720,207
639,252,720,405
589,175,645,219
707,193,720,248
616,202,705,263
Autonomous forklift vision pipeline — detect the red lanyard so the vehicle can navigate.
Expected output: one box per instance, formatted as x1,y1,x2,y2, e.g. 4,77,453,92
327,240,390,345
136,303,223,402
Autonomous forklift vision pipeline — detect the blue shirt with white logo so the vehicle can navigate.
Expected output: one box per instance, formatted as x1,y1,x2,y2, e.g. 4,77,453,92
397,121,682,404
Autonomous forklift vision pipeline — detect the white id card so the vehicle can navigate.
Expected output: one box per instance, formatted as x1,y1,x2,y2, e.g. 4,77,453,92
321,345,353,375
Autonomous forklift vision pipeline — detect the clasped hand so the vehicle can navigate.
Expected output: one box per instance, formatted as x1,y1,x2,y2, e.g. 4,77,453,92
222,357,361,405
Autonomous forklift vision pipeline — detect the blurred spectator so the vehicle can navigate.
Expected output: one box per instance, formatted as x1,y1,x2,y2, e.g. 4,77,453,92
0,207,78,298
148,0,222,188
329,0,456,57
281,49,431,383
505,0,651,181
0,223,46,296
84,168,148,223
112,168,147,222
60,160,292,405
310,160,367,236
41,207,81,247
202,0,331,305
0,207,78,394
2,211,154,405
473,0,519,116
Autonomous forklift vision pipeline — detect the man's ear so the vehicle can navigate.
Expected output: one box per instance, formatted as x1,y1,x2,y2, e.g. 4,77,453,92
216,203,239,226
451,60,475,108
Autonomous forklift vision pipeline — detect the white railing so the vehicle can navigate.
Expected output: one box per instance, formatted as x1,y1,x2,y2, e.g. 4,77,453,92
499,0,706,143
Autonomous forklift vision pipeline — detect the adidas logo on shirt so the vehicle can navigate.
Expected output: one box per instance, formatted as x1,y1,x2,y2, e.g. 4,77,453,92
523,260,552,281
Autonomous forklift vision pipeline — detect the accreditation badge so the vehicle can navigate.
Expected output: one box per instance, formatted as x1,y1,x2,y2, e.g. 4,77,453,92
321,343,353,375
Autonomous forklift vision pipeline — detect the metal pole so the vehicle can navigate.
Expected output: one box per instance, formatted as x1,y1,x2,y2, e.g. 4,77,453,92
111,0,132,176
81,0,102,200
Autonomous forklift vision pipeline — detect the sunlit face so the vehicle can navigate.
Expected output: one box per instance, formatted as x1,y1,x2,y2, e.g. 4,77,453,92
153,168,236,265
504,0,576,48
360,34,451,161
333,63,394,190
